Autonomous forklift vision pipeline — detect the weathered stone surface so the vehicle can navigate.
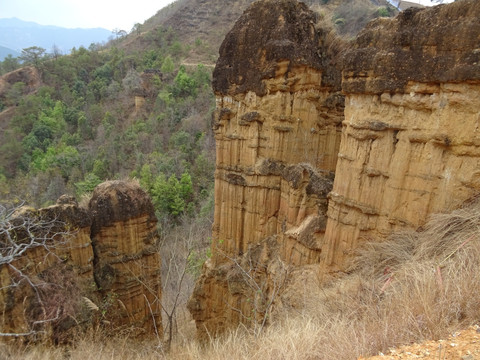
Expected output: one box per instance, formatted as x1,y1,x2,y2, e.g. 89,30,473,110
0,181,162,340
213,0,341,96
210,0,344,262
189,0,344,339
322,0,480,273
342,0,480,94
190,0,480,340
189,235,290,336
89,180,162,335
0,201,93,339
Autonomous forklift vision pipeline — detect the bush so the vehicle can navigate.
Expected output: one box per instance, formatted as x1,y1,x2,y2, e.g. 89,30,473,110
377,7,390,17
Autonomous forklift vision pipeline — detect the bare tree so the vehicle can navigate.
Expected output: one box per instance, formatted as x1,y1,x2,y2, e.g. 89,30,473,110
127,216,210,351
216,244,290,337
161,244,191,351
159,217,212,350
0,203,76,338
122,69,143,95
51,44,62,60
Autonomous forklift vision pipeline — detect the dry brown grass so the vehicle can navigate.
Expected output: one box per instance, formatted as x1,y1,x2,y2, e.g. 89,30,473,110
174,195,480,360
0,330,167,360
3,195,480,359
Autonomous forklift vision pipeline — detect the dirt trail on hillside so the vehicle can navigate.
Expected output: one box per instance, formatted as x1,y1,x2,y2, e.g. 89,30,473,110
180,61,215,67
360,326,480,360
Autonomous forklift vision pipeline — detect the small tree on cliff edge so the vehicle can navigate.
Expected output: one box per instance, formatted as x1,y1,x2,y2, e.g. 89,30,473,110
20,46,46,68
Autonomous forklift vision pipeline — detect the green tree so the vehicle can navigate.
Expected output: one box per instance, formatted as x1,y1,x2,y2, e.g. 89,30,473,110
193,64,211,88
20,46,46,67
77,112,94,140
0,173,9,197
152,173,185,217
0,132,23,178
88,78,108,101
92,158,109,179
139,164,154,192
179,171,194,209
169,41,183,58
112,29,127,39
22,102,68,150
142,49,162,69
21,107,68,153
192,152,215,193
1,55,20,74
93,63,113,82
161,55,175,74
377,7,391,17
157,88,173,108
5,82,26,106
166,174,185,216
172,66,197,97
151,173,168,214
75,173,102,196
169,131,192,154
30,144,80,178
132,23,142,35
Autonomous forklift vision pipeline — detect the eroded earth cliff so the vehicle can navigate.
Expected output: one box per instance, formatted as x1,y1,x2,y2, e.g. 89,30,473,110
323,0,480,273
189,0,480,339
90,181,162,334
188,0,345,338
0,181,162,340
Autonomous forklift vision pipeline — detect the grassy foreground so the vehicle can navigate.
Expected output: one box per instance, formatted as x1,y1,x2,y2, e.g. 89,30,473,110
2,195,480,359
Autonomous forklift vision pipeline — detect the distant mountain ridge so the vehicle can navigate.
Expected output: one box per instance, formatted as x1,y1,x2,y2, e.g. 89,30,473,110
0,17,112,58
0,45,20,60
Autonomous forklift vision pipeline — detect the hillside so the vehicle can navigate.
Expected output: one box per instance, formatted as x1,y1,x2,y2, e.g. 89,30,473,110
117,0,396,65
0,0,397,208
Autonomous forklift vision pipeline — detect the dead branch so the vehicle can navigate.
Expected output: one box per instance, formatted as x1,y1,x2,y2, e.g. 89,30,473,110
0,202,75,338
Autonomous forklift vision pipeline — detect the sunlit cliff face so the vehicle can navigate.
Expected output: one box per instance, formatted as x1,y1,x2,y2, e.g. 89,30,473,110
189,0,480,339
0,181,162,339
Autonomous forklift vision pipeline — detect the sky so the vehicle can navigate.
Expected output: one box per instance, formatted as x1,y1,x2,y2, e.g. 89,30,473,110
387,0,455,8
0,0,176,31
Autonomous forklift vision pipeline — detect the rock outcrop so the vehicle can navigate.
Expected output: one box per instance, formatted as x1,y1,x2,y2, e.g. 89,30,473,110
189,0,480,339
89,181,162,334
0,197,93,340
188,0,344,338
322,0,480,272
0,181,162,340
0,66,40,98
0,67,41,148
